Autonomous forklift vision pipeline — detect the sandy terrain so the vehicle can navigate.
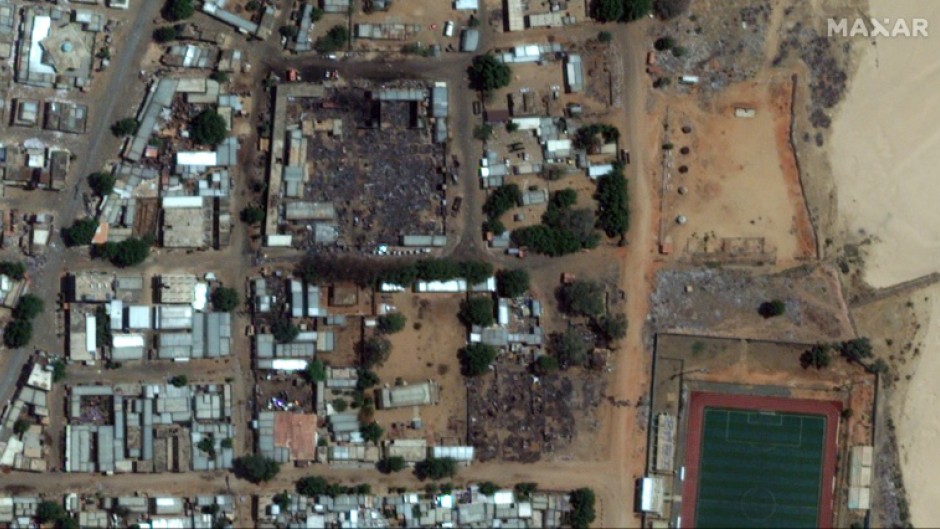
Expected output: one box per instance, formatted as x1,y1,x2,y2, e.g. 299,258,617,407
829,1,940,288
659,75,815,264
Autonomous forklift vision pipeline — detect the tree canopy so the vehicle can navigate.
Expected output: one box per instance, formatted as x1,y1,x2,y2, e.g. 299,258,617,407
304,359,327,383
272,318,300,343
315,25,349,53
458,297,495,327
377,312,407,334
63,218,99,247
496,269,530,298
551,330,589,368
191,109,228,147
758,299,786,318
800,344,831,370
459,343,498,376
95,237,150,267
13,294,44,321
566,488,597,529
360,421,384,444
483,184,522,220
415,457,458,480
0,261,26,280
162,0,195,21
233,455,280,483
3,320,32,348
595,165,629,239
559,281,606,317
153,25,181,42
360,337,392,368
211,287,239,312
594,313,627,343
36,501,66,524
88,172,116,197
240,206,265,225
110,118,139,137
468,54,512,92
378,456,407,473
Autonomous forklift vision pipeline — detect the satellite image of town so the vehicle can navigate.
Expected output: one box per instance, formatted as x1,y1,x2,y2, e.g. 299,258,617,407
0,0,933,527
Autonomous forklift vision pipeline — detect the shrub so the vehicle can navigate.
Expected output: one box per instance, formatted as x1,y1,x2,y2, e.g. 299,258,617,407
273,492,291,509
162,0,194,21
240,206,265,225
377,313,407,334
473,124,493,141
63,218,99,246
169,375,188,387
415,457,457,480
559,281,606,317
3,320,32,348
534,355,559,374
506,121,520,132
233,455,280,483
360,421,384,444
671,46,688,58
654,36,676,51
191,109,228,147
459,343,498,376
0,261,25,280
758,299,786,318
88,172,116,197
272,319,300,343
359,337,392,368
496,269,530,298
110,118,139,137
598,30,613,43
315,25,349,53
458,297,495,327
378,456,407,473
800,344,831,370
468,54,512,92
209,71,230,84
13,294,43,321
840,338,873,363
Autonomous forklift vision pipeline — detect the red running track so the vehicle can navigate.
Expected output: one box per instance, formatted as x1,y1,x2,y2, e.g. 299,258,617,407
680,392,842,528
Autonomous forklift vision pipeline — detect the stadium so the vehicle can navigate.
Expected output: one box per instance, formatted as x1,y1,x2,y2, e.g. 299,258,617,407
639,334,877,528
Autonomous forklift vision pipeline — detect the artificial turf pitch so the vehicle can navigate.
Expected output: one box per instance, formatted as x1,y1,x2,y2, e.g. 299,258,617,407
693,408,827,528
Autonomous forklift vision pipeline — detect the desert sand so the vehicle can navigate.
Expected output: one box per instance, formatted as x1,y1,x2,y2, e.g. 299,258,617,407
830,1,940,288
830,0,940,524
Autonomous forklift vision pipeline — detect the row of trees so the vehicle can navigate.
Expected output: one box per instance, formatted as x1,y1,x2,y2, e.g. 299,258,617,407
595,164,630,241
590,0,689,22
800,338,886,374
4,293,43,348
296,256,494,288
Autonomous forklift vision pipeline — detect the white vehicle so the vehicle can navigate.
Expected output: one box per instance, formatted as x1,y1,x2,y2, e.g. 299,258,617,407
443,21,455,37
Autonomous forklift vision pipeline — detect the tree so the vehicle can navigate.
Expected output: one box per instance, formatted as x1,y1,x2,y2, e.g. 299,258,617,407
506,121,520,132
590,0,624,22
153,25,180,42
459,297,495,327
13,294,43,321
360,337,392,368
595,165,629,239
595,313,627,342
3,320,32,348
209,71,230,84
759,299,786,318
478,481,500,496
356,368,380,390
305,359,327,383
566,488,597,529
559,281,606,317
473,124,493,141
233,455,280,483
211,287,239,312
191,109,228,147
624,0,653,20
378,456,407,474
496,269,530,298
63,218,99,246
598,30,613,43
51,359,67,383
197,436,216,457
551,330,589,368
654,36,676,51
309,6,324,21
468,54,512,92
162,0,195,21
459,260,494,285
110,118,139,137
653,0,690,19
57,516,80,529
88,172,116,197
415,457,458,480
272,319,300,343
459,343,498,376
483,218,506,236
240,206,265,225
377,313,406,334
534,354,559,375
315,25,349,54
514,482,538,499
279,25,300,38
360,421,384,444
13,419,29,435
800,344,831,370
296,476,330,496
95,237,150,267
273,492,291,510
221,437,233,449
169,375,188,387
0,261,26,280
36,501,66,523
840,338,873,363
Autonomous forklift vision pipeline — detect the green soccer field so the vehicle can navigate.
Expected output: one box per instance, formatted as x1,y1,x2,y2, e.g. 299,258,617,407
694,408,827,528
